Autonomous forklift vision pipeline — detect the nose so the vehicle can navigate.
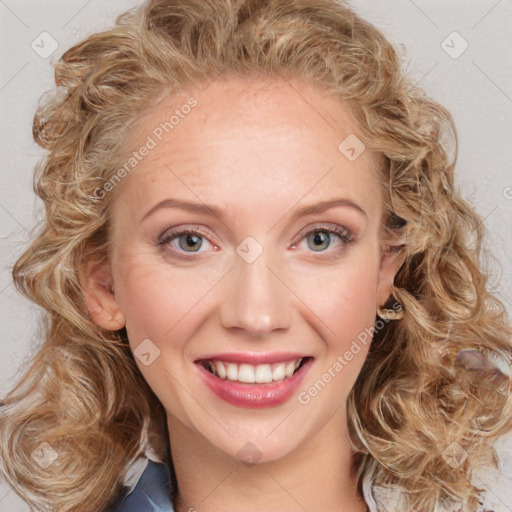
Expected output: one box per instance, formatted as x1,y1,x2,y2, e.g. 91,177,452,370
219,250,292,337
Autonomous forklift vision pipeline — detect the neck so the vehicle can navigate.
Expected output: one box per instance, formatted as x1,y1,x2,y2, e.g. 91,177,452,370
166,407,368,512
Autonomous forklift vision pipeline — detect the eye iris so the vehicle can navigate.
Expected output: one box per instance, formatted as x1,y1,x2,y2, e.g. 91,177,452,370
178,233,202,252
307,231,330,251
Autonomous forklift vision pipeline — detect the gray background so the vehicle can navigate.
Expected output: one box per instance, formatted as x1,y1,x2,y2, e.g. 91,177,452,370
1,1,511,510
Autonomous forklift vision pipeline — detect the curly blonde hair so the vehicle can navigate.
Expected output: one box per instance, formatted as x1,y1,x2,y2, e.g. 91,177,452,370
1,0,511,510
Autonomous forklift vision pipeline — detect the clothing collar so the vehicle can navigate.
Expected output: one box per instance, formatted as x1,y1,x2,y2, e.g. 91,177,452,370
111,457,174,512
110,452,379,512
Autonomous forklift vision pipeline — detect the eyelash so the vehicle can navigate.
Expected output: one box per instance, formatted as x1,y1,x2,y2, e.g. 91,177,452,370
157,224,355,258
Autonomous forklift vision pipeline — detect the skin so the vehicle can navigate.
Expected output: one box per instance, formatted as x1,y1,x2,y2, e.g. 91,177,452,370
82,75,401,512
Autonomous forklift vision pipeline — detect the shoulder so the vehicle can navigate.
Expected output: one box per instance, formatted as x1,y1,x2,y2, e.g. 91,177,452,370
470,432,512,512
363,432,512,512
365,479,505,512
472,434,512,512
109,459,174,512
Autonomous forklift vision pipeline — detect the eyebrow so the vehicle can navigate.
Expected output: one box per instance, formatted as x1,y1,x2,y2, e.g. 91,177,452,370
140,197,368,223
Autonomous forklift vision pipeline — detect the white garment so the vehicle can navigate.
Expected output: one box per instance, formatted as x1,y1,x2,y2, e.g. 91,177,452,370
363,433,512,512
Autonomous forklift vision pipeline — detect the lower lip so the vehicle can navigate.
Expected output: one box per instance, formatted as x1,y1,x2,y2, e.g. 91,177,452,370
196,358,314,408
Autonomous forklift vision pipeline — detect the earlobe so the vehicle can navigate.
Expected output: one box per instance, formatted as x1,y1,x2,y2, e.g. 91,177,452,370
80,259,126,331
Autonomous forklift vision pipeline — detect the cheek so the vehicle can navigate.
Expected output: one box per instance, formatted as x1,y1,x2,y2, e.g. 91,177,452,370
301,262,379,402
111,251,172,342
113,258,196,397
113,253,221,344
292,253,380,345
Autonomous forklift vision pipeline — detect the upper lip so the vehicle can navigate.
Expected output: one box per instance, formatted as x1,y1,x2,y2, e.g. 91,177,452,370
195,351,311,365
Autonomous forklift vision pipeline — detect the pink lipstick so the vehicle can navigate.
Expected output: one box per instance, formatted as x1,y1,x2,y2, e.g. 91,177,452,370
194,353,313,408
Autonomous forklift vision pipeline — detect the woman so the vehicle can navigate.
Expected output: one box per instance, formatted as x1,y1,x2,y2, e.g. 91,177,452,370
1,0,511,511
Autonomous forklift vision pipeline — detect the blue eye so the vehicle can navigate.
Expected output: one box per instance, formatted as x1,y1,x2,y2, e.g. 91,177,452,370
301,226,354,252
157,224,354,258
158,228,214,254
175,231,203,252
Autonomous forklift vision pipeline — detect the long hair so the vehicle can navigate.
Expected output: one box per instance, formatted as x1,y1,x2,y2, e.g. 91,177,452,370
1,1,511,510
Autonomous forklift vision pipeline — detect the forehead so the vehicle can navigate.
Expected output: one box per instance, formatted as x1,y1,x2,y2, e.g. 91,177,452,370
111,76,383,225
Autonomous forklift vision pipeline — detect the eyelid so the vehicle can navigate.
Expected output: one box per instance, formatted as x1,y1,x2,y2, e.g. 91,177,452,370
157,222,356,258
295,223,355,242
157,225,218,245
289,223,355,254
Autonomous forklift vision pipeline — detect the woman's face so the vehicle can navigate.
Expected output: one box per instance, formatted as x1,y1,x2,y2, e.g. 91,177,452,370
86,76,399,464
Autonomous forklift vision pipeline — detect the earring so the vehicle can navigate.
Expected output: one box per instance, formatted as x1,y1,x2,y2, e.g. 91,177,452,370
376,300,403,320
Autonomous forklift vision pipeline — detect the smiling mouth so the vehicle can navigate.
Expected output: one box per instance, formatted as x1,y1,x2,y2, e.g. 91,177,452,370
197,356,312,384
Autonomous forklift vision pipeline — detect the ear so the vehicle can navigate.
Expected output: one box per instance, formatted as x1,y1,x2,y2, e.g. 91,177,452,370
375,246,404,309
79,258,126,331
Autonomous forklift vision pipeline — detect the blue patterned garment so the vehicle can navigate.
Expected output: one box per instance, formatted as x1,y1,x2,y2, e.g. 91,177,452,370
110,460,175,512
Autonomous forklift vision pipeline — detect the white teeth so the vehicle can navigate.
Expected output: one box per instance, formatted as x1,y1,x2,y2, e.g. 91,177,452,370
255,364,273,383
272,363,286,381
238,364,255,383
214,360,226,379
285,360,296,378
206,358,305,383
226,362,238,381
